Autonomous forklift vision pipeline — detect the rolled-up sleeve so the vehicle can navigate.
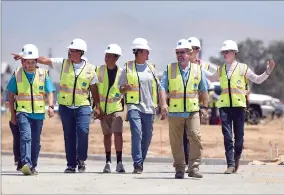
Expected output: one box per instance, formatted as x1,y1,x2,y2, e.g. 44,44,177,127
159,70,168,92
199,69,208,92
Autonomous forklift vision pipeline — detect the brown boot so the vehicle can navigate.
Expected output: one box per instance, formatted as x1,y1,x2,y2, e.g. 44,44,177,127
234,156,241,173
224,167,235,174
188,169,203,178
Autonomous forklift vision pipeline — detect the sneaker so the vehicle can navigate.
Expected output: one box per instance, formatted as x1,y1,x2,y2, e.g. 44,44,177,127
188,169,203,178
64,167,76,173
175,171,185,179
21,164,32,175
133,164,143,174
14,161,18,166
224,167,235,174
103,162,112,173
77,160,86,173
16,162,23,171
116,162,125,173
31,167,38,175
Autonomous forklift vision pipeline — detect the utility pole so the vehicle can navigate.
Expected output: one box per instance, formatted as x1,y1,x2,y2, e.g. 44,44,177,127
199,39,203,59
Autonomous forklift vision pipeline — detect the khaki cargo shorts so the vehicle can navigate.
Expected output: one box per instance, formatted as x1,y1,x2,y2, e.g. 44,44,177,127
100,112,123,135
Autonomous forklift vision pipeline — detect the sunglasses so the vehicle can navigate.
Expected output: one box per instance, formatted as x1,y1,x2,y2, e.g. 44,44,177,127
221,50,234,55
192,47,200,50
69,49,82,53
176,50,190,55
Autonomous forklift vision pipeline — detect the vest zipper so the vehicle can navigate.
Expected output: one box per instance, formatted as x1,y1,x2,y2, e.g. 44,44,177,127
72,62,86,106
228,79,232,107
30,83,34,113
72,77,78,106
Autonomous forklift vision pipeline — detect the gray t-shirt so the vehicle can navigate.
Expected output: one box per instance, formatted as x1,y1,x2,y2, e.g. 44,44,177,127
118,63,157,114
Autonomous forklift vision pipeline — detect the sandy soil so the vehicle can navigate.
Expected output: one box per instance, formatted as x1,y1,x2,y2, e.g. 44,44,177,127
2,112,284,161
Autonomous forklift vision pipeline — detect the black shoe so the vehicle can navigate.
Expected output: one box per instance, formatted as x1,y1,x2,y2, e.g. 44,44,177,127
133,164,143,174
64,167,76,173
16,162,23,171
175,171,185,179
77,160,86,173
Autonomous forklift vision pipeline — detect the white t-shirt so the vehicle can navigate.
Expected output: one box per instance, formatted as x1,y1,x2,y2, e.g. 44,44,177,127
51,58,98,109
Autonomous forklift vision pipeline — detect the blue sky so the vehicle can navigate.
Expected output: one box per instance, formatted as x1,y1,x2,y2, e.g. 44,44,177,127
2,1,284,81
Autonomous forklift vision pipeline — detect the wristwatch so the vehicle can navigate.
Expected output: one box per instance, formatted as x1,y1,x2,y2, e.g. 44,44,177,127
49,105,54,109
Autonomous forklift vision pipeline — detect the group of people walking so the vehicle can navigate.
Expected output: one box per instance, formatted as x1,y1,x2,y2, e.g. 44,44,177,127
7,36,275,178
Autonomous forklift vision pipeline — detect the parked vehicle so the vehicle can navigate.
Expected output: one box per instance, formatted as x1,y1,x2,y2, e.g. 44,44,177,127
272,98,284,118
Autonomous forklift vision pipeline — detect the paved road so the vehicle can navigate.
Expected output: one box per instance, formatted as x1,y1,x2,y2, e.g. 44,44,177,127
2,155,284,194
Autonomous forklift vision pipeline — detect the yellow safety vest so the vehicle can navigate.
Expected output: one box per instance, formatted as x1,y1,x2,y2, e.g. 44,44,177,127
125,61,158,107
58,59,96,107
216,63,249,108
167,62,201,112
15,67,46,113
96,65,123,115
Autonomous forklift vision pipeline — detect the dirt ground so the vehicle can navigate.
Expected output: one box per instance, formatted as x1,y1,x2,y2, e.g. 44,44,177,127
2,112,284,161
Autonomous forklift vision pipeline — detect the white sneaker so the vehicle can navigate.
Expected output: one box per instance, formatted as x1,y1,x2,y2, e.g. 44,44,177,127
116,162,125,173
103,162,112,173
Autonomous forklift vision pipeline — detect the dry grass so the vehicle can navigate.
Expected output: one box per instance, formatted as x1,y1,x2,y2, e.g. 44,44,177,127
2,112,284,161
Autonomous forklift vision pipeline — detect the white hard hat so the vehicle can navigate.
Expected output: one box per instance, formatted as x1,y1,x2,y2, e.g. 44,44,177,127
175,39,192,50
21,44,39,60
188,37,201,49
67,38,87,52
81,56,88,62
105,44,122,56
220,40,238,52
131,38,151,50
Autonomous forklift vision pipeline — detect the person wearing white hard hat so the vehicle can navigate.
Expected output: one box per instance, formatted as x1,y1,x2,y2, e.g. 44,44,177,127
118,38,159,174
9,44,56,175
13,38,100,173
211,40,276,174
159,39,208,179
93,44,126,173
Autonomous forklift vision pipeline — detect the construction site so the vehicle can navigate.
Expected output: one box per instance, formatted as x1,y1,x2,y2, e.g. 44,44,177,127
1,1,284,194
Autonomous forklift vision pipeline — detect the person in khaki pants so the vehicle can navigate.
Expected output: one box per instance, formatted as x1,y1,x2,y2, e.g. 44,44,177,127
94,44,126,173
159,39,209,179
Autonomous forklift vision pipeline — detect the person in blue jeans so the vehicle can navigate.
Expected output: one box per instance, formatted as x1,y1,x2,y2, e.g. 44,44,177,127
29,38,100,173
118,38,159,174
10,44,55,175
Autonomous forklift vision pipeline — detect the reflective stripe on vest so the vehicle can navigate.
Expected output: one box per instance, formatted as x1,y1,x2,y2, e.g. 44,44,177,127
125,61,158,107
216,63,248,108
58,59,95,106
96,65,123,115
168,62,201,112
15,67,46,113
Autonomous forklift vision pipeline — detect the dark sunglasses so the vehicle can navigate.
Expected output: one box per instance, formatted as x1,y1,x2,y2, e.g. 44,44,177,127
192,47,200,50
221,50,234,55
176,50,190,55
69,49,81,53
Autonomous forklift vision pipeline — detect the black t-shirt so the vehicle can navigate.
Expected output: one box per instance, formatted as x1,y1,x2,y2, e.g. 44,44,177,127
107,66,118,89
